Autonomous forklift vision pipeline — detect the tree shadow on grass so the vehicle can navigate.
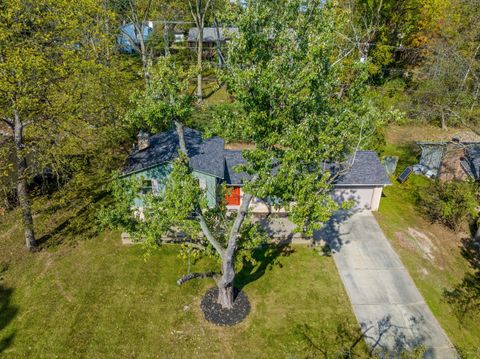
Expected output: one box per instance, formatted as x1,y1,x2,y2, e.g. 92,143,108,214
443,230,480,321
36,191,109,248
295,314,428,358
0,285,17,354
234,243,295,292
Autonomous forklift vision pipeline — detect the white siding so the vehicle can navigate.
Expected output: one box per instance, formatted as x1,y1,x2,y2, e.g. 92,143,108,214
333,186,384,211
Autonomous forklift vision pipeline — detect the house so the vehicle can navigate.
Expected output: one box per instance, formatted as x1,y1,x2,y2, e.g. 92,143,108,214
187,27,238,58
416,139,480,181
122,128,391,214
118,21,154,53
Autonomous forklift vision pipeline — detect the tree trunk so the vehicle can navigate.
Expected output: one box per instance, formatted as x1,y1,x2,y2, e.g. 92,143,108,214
197,25,203,100
216,188,257,309
441,109,447,130
217,256,235,308
163,24,170,56
137,24,150,88
14,110,36,250
174,121,188,157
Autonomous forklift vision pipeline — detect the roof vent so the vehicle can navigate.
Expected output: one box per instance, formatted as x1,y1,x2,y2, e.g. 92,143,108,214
137,131,150,151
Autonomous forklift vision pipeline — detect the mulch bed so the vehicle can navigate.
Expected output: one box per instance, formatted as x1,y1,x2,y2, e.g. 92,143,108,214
200,287,250,326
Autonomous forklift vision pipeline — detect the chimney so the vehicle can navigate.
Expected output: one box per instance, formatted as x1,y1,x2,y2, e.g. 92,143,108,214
137,131,150,151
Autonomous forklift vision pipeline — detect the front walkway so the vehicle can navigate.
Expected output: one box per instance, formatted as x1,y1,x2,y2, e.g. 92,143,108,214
315,212,457,358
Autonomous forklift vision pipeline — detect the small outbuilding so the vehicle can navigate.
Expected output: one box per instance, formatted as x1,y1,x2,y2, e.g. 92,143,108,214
416,140,480,181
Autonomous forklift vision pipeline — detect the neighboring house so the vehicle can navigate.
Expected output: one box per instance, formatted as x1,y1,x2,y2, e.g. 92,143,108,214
122,128,391,214
173,31,185,43
416,140,480,181
187,27,238,57
118,21,154,53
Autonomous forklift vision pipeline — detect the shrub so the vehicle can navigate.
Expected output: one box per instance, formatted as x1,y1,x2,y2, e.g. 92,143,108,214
416,180,478,231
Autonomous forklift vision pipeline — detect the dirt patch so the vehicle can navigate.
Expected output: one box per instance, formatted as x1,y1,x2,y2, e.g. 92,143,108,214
394,221,465,270
395,228,436,262
224,142,255,150
407,227,436,261
386,125,480,145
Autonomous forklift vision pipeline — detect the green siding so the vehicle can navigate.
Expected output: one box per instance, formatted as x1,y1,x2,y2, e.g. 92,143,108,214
126,163,218,208
192,171,217,208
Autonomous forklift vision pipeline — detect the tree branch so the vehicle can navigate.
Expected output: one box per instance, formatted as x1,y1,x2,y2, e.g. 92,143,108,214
197,211,226,256
174,121,188,157
173,121,226,256
1,118,13,129
161,238,207,250
177,271,217,285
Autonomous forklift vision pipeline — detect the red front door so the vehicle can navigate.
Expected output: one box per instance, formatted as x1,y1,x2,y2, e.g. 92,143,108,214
226,186,241,206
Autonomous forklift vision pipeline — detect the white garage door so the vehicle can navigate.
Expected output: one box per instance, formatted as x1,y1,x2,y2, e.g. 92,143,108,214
333,186,380,211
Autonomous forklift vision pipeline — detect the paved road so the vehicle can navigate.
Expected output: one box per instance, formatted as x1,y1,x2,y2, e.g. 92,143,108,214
315,212,457,358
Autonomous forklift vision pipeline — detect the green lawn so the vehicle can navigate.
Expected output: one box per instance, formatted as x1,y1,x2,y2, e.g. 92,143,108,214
0,207,368,358
374,144,480,357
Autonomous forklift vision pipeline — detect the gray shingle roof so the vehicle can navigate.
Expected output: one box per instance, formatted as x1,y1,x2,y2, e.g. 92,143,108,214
224,150,251,185
123,129,390,186
123,128,225,178
224,149,390,187
334,151,391,186
187,27,239,42
465,144,480,180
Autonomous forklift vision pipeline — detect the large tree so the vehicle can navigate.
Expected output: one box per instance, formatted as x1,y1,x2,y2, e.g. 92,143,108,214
105,0,382,310
412,0,480,131
0,0,119,250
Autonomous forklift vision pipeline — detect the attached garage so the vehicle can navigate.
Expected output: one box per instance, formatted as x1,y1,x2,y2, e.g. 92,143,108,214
333,185,384,211
224,150,391,213
332,151,391,212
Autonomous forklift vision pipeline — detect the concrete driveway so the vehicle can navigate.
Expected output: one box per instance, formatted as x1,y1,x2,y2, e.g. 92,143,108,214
315,212,457,358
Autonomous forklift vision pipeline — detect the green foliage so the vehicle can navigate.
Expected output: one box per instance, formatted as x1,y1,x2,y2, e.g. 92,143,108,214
0,0,133,190
100,159,203,247
125,56,195,133
416,180,478,231
215,0,384,234
411,0,480,130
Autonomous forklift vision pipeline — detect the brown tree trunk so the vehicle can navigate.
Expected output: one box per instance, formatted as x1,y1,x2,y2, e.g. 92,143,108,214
14,110,36,250
217,257,235,309
197,25,203,100
216,189,257,309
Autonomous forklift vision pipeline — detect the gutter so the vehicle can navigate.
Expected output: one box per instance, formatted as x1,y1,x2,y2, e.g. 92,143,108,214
121,160,224,180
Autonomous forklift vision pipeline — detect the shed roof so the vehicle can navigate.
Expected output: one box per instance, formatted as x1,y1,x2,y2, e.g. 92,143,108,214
465,145,480,180
416,141,480,181
187,27,239,42
123,128,225,178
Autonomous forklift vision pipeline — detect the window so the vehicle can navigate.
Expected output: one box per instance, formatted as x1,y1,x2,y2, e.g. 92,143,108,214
140,179,153,194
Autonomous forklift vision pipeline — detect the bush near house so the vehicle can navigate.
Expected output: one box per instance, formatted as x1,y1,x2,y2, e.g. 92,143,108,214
415,180,478,231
